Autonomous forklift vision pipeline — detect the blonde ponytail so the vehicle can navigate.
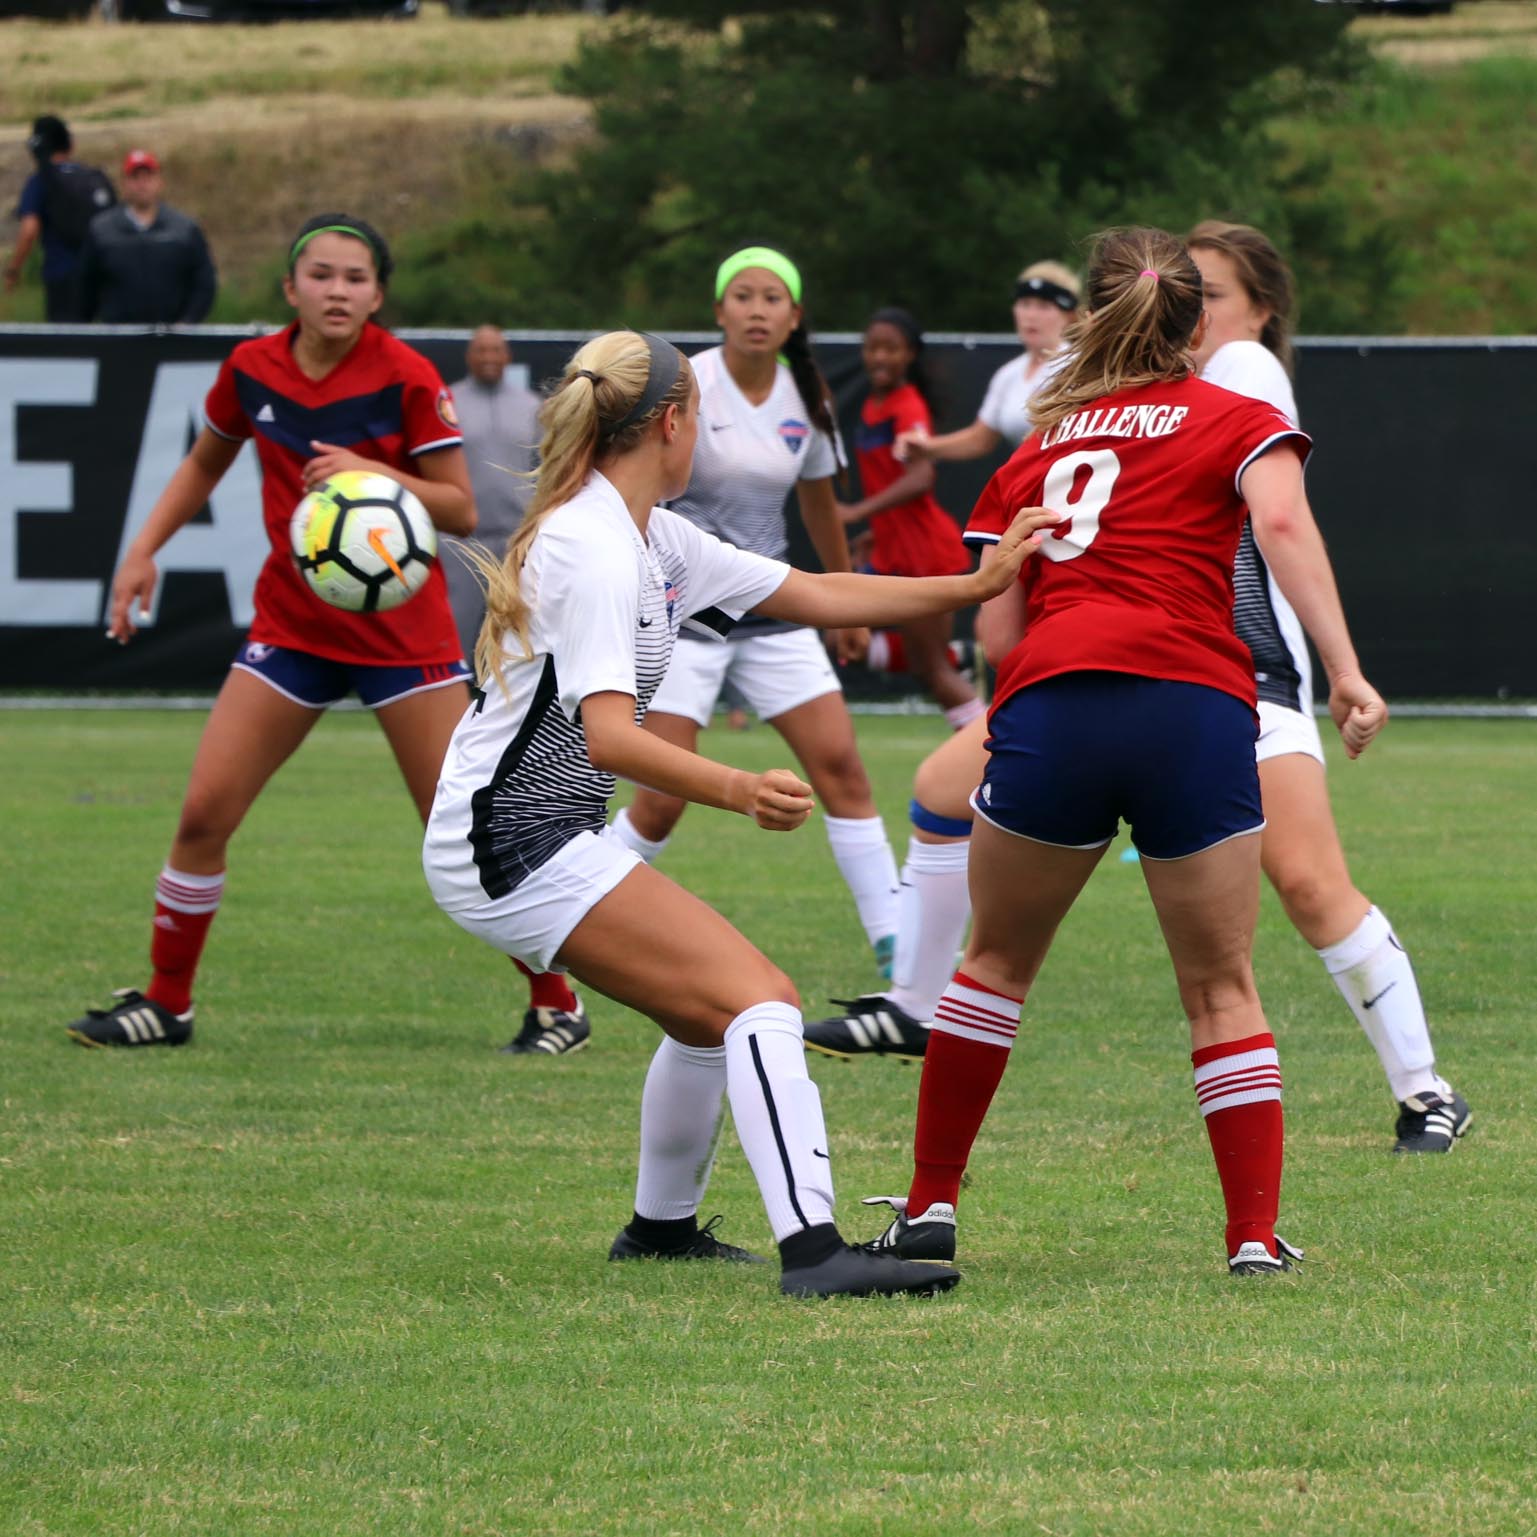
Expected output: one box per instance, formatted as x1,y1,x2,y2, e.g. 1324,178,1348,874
1029,228,1205,437
471,332,692,685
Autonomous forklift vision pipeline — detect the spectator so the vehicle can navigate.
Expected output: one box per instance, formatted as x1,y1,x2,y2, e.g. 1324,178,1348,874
5,115,116,322
443,325,541,660
77,150,217,326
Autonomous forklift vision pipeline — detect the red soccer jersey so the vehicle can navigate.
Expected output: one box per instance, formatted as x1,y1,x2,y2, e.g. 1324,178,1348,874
203,321,465,666
854,383,969,577
964,375,1310,711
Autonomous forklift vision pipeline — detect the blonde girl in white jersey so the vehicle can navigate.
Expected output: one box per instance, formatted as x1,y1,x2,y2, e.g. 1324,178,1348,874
424,329,1054,1295
1187,220,1469,1154
607,247,905,979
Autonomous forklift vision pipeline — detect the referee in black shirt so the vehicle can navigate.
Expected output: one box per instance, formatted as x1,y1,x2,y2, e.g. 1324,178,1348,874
78,150,217,325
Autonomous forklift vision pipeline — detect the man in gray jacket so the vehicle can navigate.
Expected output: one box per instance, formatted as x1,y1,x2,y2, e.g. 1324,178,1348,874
444,325,541,660
78,150,216,325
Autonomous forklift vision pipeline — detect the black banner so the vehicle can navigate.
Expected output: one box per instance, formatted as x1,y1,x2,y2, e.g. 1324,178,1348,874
1,326,1532,697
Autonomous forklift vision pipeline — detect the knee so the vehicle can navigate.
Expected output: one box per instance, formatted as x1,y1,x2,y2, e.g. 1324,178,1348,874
912,760,974,827
811,749,873,811
674,962,800,1045
1267,860,1338,940
174,790,239,855
628,791,684,843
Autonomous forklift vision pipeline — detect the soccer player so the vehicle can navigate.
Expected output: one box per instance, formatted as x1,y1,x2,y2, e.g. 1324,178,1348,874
604,247,903,979
422,329,1053,1295
66,214,486,1049
1187,219,1470,1153
862,226,1389,1278
836,307,982,729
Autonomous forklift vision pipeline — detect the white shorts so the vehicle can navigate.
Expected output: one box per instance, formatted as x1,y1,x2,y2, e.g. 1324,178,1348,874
429,829,640,973
1256,700,1325,767
648,627,841,727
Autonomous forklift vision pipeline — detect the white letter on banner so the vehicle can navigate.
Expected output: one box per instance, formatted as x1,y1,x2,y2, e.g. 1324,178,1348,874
0,359,101,625
112,362,266,629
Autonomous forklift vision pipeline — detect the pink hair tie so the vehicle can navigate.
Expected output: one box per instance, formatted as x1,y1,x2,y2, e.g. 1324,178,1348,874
1139,269,1160,281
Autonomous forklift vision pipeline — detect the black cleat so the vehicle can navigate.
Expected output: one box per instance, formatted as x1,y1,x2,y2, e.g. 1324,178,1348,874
804,995,930,1062
67,988,193,1049
1228,1235,1304,1276
859,1195,958,1262
781,1242,960,1298
501,996,590,1056
608,1215,767,1264
1393,1089,1472,1153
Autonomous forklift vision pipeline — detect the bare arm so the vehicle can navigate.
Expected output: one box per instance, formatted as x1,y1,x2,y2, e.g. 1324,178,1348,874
109,427,245,641
304,441,477,537
755,508,1056,632
795,475,853,573
1242,446,1386,758
838,458,936,524
897,419,1003,465
4,214,41,292
975,580,1028,670
582,691,813,831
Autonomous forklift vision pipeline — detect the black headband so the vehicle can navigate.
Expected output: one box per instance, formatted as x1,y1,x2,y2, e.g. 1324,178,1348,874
1014,275,1079,312
606,332,684,432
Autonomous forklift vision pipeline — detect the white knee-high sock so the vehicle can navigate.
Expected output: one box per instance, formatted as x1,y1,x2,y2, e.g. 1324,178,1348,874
888,835,972,1023
633,1037,727,1220
1316,905,1448,1103
823,814,899,950
605,806,670,863
723,1002,836,1242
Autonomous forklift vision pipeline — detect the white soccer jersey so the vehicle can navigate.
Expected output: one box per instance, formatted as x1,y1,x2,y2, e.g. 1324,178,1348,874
668,345,838,561
425,471,788,906
976,351,1060,446
1201,339,1310,713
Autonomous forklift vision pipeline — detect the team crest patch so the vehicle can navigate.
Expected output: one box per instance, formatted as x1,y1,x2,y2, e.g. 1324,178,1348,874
778,418,809,454
437,388,460,429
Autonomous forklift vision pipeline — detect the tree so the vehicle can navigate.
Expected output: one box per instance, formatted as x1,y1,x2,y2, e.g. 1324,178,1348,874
506,2,1401,334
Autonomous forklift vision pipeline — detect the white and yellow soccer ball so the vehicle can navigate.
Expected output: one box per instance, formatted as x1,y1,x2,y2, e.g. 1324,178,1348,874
290,471,438,614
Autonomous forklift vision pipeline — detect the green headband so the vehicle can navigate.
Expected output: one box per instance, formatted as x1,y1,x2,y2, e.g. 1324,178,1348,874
714,246,802,305
289,225,374,266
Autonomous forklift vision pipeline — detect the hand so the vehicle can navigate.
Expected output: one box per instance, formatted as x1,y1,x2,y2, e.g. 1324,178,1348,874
744,768,814,832
970,507,1061,600
827,626,870,665
895,428,932,463
848,530,875,568
303,441,382,491
107,549,159,643
834,500,864,528
1327,673,1388,760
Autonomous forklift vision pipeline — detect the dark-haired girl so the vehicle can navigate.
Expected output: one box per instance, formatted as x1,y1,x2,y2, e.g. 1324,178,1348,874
864,226,1389,1278
67,215,477,1048
608,248,903,979
838,307,981,728
424,329,1052,1293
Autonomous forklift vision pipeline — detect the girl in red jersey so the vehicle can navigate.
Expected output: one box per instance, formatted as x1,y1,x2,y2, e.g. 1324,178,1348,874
860,227,1389,1278
66,214,485,1049
838,308,982,730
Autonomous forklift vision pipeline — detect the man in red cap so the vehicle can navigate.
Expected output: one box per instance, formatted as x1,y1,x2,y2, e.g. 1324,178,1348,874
77,149,217,325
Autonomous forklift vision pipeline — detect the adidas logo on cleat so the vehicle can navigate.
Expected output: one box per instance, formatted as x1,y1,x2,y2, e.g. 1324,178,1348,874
1228,1235,1304,1276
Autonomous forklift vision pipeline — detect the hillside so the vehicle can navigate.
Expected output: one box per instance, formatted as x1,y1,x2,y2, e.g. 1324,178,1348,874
3,1,1535,331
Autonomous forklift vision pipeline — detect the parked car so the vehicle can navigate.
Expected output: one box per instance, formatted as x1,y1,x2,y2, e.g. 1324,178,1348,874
100,0,416,18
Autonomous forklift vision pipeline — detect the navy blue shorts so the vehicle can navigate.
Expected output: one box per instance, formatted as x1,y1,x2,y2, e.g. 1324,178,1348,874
973,673,1264,861
232,641,471,711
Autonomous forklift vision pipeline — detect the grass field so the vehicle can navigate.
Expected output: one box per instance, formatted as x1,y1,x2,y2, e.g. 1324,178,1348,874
3,709,1535,1533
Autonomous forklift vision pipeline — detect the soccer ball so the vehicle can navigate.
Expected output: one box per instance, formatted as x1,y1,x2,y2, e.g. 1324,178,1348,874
290,471,438,613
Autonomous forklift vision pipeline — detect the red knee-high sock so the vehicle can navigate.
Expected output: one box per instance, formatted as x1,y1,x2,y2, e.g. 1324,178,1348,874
907,972,1021,1214
1192,1032,1284,1255
145,866,224,1015
512,957,579,1013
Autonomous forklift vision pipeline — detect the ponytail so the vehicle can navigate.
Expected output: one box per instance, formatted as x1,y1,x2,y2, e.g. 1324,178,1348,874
472,331,692,684
1028,227,1204,437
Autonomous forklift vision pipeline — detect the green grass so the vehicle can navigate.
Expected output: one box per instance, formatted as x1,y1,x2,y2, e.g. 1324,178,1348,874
3,712,1535,1533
